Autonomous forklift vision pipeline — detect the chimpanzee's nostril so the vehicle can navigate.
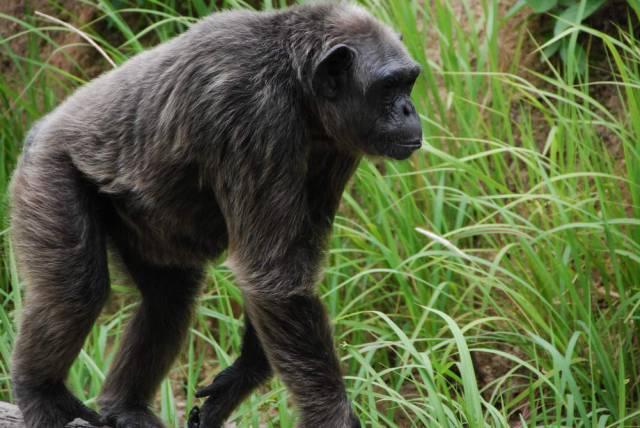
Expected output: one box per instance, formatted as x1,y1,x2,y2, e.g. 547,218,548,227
402,103,412,116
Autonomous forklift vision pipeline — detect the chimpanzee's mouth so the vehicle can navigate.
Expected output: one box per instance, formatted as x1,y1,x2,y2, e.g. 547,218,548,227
396,139,422,149
382,139,422,160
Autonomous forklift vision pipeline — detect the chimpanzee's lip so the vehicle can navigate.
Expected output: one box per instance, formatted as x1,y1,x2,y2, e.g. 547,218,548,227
396,139,422,149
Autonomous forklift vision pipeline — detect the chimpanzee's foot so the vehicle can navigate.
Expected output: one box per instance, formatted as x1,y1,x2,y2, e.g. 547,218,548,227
14,382,103,428
101,406,165,428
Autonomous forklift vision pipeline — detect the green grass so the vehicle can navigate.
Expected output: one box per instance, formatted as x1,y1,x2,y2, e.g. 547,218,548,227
1,0,640,426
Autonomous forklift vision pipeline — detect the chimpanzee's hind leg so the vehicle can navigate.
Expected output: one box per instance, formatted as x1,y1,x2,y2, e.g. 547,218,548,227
98,243,203,428
10,153,109,428
189,314,272,428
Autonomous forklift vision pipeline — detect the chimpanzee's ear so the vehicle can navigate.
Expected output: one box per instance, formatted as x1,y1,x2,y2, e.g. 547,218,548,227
312,44,356,99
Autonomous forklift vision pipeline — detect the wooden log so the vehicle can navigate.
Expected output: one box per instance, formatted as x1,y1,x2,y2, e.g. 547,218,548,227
0,401,101,427
0,402,248,427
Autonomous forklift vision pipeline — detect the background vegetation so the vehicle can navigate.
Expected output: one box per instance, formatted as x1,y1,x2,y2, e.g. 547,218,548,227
1,0,639,427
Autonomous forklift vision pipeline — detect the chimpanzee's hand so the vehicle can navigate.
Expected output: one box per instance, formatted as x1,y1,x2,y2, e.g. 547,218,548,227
187,406,200,428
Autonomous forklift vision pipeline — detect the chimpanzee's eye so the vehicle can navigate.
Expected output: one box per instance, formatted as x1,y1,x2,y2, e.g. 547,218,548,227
381,77,399,92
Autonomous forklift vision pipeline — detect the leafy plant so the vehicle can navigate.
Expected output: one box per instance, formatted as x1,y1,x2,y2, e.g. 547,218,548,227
510,0,637,73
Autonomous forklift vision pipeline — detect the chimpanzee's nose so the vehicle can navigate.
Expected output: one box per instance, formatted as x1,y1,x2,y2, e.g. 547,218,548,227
402,101,414,116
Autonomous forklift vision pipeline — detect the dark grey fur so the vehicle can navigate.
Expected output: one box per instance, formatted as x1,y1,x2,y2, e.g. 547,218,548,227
9,2,421,427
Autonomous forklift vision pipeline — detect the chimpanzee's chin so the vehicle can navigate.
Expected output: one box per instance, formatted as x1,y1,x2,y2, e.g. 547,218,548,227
383,141,421,160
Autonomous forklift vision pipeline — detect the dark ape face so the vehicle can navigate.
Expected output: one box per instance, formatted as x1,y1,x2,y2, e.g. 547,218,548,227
312,36,423,160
